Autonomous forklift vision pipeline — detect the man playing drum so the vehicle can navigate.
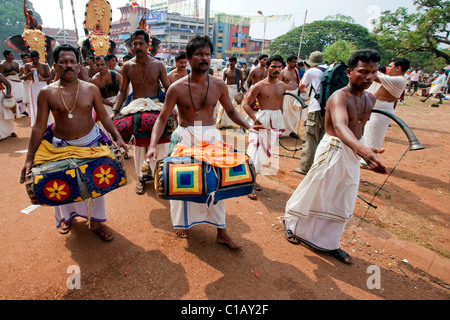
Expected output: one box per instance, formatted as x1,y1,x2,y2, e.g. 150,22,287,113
111,30,171,195
21,44,128,241
146,35,264,248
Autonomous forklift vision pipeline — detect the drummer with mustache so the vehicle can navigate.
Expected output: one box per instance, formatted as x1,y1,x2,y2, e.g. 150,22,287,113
21,44,128,240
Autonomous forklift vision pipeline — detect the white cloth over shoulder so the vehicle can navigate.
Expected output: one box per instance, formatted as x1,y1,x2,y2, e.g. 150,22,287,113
367,72,407,99
284,134,361,251
170,125,226,230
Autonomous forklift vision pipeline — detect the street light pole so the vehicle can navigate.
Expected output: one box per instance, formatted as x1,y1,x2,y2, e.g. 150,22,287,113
59,0,67,44
257,10,266,54
204,0,210,36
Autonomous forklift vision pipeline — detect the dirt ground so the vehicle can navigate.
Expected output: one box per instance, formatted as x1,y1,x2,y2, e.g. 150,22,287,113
0,94,449,303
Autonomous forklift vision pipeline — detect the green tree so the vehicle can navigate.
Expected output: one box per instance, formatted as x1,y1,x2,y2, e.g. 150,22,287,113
322,40,357,64
373,0,450,64
269,20,380,60
0,0,42,58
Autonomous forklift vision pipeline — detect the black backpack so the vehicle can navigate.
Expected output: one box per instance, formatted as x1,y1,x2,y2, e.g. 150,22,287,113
311,61,349,116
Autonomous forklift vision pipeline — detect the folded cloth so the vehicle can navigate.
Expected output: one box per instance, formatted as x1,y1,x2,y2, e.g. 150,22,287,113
171,141,248,168
120,97,163,115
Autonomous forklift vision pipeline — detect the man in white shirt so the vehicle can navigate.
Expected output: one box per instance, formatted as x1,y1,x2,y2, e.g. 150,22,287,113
421,69,446,107
294,51,327,175
407,67,422,96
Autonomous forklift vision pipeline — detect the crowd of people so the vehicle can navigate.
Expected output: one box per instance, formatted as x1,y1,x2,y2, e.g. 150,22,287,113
0,27,446,265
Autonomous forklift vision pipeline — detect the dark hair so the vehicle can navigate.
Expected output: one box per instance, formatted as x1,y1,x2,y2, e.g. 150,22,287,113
266,55,285,67
131,29,150,43
95,55,108,63
30,50,39,58
391,57,410,72
175,51,187,61
378,66,387,74
348,49,381,69
287,54,297,63
228,56,237,62
186,35,214,58
21,53,30,59
3,50,12,58
258,53,268,60
53,44,79,63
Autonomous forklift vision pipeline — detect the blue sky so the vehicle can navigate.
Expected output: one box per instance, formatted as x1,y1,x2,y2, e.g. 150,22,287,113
32,0,417,39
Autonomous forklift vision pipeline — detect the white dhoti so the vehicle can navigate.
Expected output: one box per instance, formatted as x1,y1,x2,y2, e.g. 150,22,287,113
285,134,361,251
362,100,395,166
22,80,31,104
29,81,52,127
429,84,443,95
282,89,301,137
6,75,23,102
0,91,15,139
247,109,285,175
170,125,226,230
216,84,238,128
52,125,107,228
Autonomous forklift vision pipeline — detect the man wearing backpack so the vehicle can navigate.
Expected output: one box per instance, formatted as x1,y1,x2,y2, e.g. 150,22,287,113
294,51,328,175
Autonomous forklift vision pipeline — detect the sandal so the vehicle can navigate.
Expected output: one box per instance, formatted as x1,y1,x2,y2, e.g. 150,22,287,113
283,220,300,244
59,221,72,234
135,182,146,195
254,183,263,191
91,224,114,242
247,193,258,200
330,248,353,264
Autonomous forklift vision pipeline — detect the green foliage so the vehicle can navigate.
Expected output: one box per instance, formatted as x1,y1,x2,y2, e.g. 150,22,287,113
0,0,42,58
322,40,357,64
373,0,450,64
269,20,380,60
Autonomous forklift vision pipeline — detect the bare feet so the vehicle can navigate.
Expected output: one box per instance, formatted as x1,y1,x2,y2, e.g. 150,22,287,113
175,229,188,238
216,228,242,249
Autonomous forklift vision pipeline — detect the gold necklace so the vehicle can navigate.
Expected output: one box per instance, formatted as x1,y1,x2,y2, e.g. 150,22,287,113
58,80,80,119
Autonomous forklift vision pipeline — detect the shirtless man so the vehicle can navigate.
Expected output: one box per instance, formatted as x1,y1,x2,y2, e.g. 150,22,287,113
284,49,388,264
279,54,301,138
167,51,188,84
0,50,22,113
21,44,127,240
362,57,409,166
22,51,52,126
216,56,244,128
146,35,263,248
22,51,52,84
0,50,20,77
243,55,297,200
91,55,122,111
111,30,171,195
85,55,98,79
244,53,268,91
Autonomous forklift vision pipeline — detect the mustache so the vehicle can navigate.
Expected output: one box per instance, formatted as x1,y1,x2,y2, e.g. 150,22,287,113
199,61,209,66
